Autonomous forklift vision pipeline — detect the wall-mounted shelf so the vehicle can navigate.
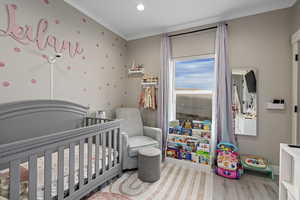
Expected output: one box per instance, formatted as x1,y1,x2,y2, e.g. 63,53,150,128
141,82,158,88
128,61,144,75
128,68,144,75
266,103,285,110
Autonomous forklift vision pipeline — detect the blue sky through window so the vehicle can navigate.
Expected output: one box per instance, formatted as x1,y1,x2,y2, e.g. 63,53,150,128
175,58,215,90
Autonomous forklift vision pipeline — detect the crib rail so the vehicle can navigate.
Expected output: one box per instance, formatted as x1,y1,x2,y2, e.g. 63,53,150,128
0,118,122,200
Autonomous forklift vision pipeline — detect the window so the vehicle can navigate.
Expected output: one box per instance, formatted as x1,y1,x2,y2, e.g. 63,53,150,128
174,56,215,121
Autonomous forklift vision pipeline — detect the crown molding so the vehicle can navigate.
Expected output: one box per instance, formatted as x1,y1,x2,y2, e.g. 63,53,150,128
65,0,297,41
127,0,297,40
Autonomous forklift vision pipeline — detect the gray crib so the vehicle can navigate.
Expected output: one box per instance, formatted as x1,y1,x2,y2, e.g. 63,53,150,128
0,100,122,200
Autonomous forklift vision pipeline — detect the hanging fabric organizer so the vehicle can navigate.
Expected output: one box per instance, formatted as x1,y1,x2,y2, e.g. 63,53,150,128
139,74,158,111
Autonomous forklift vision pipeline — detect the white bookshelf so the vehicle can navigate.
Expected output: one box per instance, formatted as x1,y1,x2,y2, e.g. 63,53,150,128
167,132,211,165
279,143,300,200
165,157,212,173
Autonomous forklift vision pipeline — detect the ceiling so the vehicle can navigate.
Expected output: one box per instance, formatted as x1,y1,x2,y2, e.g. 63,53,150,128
65,0,296,40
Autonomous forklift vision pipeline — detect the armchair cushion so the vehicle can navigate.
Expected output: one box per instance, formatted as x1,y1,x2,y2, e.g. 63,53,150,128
143,126,162,150
128,136,159,157
116,108,143,137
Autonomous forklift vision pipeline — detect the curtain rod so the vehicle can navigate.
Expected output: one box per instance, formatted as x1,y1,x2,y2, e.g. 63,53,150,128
168,24,228,38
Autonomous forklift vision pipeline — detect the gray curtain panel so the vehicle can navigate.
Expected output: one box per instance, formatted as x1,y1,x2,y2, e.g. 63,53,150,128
157,33,172,160
212,23,236,147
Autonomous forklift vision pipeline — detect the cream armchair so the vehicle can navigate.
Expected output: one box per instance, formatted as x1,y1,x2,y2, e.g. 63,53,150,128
116,108,162,170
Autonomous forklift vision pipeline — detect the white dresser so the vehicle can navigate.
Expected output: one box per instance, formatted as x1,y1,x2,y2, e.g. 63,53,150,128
279,144,300,200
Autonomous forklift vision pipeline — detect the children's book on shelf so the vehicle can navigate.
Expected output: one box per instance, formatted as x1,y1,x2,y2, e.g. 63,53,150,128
167,119,212,166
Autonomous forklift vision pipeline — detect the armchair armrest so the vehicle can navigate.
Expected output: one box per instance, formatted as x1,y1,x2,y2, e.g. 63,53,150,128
120,132,129,167
121,132,129,149
143,126,162,150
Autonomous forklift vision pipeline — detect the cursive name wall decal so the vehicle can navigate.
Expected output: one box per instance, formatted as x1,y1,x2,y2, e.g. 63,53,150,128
0,4,84,58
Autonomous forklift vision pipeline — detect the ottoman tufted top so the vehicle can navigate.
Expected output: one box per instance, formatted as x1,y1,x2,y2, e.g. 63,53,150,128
138,147,161,157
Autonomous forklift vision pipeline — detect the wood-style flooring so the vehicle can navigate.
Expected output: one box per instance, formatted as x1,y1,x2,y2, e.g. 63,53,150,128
87,159,278,200
213,173,278,200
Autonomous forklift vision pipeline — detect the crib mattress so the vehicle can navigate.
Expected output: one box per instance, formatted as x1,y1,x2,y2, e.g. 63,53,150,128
0,143,118,200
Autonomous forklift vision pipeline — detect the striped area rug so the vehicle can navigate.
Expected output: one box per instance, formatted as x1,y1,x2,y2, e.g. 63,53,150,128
102,161,212,200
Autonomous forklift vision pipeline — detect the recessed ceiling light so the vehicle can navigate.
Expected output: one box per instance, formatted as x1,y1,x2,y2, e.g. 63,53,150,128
137,3,145,11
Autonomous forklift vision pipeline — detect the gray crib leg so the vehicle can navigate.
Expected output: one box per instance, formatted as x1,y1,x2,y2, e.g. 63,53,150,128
117,171,123,178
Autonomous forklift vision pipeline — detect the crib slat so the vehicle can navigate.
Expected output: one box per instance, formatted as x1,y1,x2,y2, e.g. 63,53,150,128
102,132,106,173
69,143,75,195
57,147,64,199
118,128,122,164
29,155,37,200
44,150,52,200
9,160,20,200
79,140,84,188
108,131,112,169
87,137,92,182
113,129,118,166
95,134,100,177
90,118,94,125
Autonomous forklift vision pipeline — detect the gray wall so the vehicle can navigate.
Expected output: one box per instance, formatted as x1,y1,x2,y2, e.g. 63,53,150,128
228,9,292,165
292,0,300,34
0,0,128,113
125,29,216,127
126,36,161,127
125,8,293,165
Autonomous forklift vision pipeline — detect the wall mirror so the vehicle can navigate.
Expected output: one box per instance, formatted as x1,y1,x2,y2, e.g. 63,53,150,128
232,68,257,136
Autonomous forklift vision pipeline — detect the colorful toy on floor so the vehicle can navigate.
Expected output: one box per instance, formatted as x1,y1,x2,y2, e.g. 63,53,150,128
215,142,242,179
241,154,274,179
245,157,266,169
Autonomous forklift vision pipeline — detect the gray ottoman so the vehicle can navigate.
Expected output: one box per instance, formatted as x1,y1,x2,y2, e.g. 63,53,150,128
138,147,161,182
